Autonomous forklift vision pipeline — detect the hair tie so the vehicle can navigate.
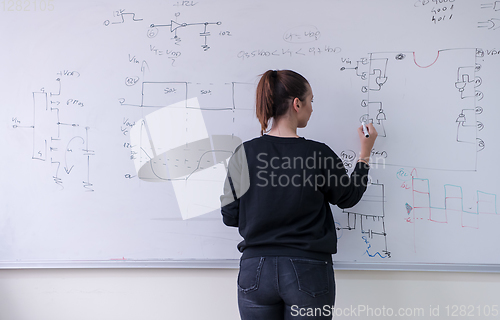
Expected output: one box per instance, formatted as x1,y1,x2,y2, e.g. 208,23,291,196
271,70,278,78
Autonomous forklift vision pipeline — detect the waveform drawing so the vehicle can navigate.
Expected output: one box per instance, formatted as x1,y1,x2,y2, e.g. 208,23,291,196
136,81,253,111
103,9,143,26
142,82,188,108
478,191,498,214
129,98,243,220
232,82,256,110
411,177,498,229
190,83,233,110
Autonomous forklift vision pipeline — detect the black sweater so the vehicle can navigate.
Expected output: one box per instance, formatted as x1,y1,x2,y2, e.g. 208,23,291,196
220,134,370,262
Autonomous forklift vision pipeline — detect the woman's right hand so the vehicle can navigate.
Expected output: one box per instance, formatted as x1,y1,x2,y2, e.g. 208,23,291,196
357,122,378,161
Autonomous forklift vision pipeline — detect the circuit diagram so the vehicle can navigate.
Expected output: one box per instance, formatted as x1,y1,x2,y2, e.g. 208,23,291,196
343,48,485,172
11,71,94,191
336,181,391,259
148,12,222,51
479,1,500,30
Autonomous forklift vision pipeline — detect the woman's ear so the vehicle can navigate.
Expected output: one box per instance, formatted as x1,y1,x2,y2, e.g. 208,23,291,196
292,97,301,111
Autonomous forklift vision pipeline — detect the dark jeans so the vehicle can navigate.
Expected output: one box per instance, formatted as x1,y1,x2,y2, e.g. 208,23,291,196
237,256,336,320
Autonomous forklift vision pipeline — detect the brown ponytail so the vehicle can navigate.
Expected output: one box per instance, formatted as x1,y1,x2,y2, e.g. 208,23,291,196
256,70,309,136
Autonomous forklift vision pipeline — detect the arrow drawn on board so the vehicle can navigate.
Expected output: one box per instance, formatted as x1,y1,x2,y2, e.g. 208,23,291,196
64,136,85,174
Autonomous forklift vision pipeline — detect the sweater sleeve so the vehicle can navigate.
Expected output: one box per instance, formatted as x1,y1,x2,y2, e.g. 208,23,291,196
320,145,370,209
220,143,250,227
220,172,239,227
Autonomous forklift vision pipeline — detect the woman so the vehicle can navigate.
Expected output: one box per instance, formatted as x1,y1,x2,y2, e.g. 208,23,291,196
221,69,377,320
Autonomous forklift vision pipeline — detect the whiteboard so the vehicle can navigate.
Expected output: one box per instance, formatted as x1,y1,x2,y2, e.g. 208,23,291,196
1,0,499,271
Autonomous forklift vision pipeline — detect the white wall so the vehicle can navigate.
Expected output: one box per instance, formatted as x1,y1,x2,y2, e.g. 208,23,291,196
1,269,499,320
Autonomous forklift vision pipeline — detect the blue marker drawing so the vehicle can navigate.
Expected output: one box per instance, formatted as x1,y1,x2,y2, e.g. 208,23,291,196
340,182,391,258
362,236,389,259
405,203,413,215
335,221,344,240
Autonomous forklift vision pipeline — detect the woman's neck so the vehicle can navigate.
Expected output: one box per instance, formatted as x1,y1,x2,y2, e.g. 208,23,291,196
267,122,299,138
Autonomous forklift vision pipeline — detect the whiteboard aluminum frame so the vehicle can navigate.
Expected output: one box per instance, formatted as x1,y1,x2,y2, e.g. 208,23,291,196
0,260,499,273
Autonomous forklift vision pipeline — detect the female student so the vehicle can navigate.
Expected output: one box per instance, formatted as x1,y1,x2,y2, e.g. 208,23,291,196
220,69,377,320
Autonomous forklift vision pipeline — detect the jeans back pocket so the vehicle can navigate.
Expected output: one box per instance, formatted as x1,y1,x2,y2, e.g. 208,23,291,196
237,257,265,293
290,258,330,297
